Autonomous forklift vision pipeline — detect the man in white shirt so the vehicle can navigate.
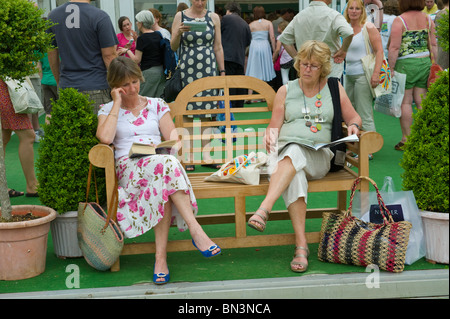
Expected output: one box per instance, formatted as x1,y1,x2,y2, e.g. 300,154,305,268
279,0,354,79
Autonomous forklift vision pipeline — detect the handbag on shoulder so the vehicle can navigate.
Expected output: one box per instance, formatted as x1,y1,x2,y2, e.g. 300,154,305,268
318,176,412,273
361,23,392,98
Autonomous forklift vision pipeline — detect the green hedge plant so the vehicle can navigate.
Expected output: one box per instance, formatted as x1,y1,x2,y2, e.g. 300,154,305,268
1,0,54,221
37,89,106,213
0,0,54,81
400,71,449,213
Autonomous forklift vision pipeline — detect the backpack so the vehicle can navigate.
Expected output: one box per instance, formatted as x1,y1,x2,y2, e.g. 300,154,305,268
156,31,178,79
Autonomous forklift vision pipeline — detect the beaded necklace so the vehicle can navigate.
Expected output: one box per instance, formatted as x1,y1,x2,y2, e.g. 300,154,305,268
301,80,324,133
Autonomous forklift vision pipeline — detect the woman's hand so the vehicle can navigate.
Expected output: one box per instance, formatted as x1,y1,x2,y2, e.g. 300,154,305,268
111,87,125,105
263,128,278,153
370,71,380,88
178,23,191,35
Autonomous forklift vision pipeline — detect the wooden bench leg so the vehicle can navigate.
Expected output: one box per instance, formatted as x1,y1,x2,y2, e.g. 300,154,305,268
235,196,247,238
111,258,120,272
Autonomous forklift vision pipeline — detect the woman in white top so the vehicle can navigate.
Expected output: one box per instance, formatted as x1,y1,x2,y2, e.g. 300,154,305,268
344,0,383,139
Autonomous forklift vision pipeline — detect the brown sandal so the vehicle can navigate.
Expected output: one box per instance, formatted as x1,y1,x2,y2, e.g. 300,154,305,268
248,207,270,232
394,142,405,151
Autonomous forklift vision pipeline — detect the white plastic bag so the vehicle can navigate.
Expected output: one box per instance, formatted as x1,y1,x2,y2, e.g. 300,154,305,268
4,76,43,114
352,176,426,265
373,72,406,118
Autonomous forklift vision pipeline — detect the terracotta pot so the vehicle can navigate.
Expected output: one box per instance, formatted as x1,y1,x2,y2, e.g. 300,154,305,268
420,211,449,264
0,205,56,280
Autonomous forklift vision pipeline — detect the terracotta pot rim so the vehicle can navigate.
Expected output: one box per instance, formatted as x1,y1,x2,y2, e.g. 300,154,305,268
0,205,57,229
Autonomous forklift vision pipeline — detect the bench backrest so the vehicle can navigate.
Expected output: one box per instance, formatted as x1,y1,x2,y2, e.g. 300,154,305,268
169,75,276,166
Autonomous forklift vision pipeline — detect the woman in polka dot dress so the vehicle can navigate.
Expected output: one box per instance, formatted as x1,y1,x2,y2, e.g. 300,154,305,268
170,0,225,117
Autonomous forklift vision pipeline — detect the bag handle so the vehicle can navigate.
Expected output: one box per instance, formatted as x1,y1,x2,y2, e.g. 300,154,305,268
347,176,394,224
362,23,373,55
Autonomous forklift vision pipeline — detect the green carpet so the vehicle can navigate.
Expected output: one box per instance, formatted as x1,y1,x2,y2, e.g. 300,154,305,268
0,108,447,294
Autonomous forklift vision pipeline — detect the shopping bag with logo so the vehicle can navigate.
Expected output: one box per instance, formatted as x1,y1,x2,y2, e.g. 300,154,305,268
318,176,412,272
373,72,406,118
204,152,268,185
351,176,425,265
361,23,392,98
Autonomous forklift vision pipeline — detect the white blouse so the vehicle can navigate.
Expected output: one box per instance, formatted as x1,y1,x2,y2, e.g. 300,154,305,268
98,97,170,159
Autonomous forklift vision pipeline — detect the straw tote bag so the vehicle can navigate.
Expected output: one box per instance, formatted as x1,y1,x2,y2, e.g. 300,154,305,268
361,23,392,98
77,164,124,271
318,176,412,273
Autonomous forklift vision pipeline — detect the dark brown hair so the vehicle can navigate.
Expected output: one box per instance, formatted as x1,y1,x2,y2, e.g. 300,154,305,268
253,6,266,20
398,0,425,13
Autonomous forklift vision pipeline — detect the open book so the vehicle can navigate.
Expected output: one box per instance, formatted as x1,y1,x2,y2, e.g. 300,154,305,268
128,140,178,158
291,134,359,151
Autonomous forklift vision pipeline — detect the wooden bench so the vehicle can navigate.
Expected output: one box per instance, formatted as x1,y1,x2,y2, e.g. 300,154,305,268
89,75,384,272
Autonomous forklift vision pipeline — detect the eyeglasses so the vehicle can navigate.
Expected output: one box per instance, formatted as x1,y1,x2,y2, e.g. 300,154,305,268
300,63,321,71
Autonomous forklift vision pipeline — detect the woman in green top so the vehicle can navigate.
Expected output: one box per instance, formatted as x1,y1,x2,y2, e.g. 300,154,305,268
247,40,361,273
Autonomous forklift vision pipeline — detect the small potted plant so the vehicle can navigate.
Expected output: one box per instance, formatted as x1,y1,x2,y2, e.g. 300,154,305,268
37,88,106,258
400,70,449,264
0,0,56,280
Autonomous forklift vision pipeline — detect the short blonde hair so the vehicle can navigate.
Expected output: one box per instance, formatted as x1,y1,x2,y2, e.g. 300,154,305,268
107,56,145,88
294,40,332,79
344,0,367,25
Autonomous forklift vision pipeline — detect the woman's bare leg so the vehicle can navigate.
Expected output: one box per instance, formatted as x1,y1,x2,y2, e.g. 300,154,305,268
248,156,296,227
170,190,220,255
153,201,172,282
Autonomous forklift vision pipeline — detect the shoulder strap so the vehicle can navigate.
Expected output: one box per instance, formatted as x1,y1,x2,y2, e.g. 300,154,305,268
327,77,343,141
398,16,408,30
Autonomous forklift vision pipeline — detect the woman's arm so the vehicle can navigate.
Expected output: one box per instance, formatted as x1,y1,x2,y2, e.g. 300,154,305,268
96,87,122,145
428,18,438,63
211,12,225,75
268,20,276,52
338,81,362,136
264,85,286,152
367,22,384,88
127,49,142,65
273,39,282,63
387,16,403,74
170,12,190,52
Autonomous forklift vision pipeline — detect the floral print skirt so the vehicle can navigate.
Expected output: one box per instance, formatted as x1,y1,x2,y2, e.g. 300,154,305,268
115,154,198,239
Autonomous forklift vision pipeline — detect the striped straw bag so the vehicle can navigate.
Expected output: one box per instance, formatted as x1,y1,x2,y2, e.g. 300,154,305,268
318,176,412,273
77,164,123,271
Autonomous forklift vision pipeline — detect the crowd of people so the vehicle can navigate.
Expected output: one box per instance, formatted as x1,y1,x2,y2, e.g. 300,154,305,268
1,0,447,283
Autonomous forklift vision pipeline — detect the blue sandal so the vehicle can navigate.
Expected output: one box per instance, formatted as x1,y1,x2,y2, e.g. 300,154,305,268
153,265,170,285
192,239,221,258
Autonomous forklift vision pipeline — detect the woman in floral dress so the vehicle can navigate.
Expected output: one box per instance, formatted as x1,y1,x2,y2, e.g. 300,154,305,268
97,57,221,285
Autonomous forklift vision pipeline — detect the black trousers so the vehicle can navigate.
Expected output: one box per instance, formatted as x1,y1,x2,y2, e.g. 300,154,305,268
224,60,246,108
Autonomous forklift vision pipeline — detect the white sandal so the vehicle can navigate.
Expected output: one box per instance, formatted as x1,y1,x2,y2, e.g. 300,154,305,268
290,246,309,273
247,207,270,232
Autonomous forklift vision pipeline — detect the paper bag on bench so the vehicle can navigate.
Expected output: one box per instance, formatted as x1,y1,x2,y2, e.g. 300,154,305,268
204,152,268,185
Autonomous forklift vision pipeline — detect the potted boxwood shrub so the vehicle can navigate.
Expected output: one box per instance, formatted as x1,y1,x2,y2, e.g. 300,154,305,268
37,88,106,258
400,70,449,264
0,0,56,280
